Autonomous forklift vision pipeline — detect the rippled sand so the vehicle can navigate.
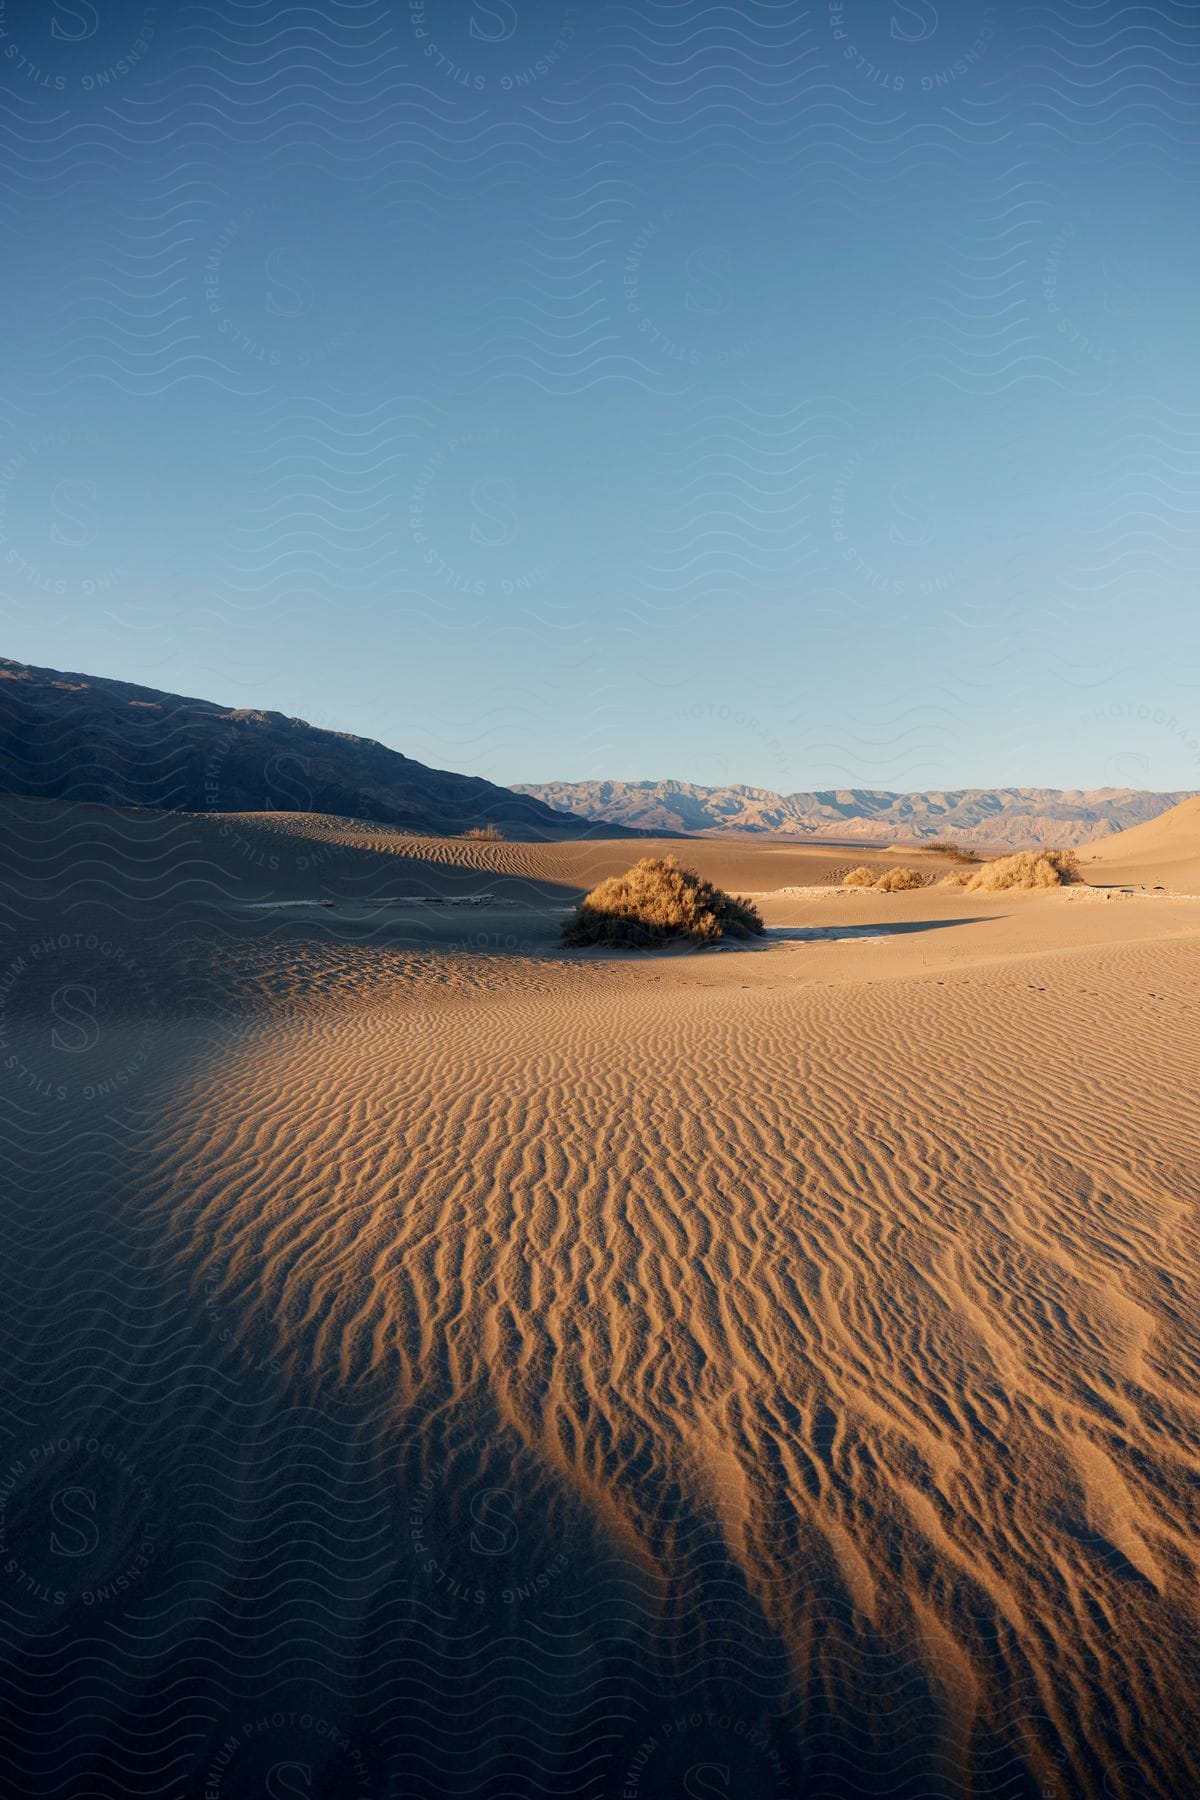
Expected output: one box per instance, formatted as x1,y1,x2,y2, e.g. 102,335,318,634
2,802,1198,1798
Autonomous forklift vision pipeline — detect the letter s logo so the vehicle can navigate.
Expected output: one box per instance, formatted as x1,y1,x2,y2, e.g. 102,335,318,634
51,984,100,1054
471,0,519,43
265,248,312,319
50,1486,100,1558
470,477,518,548
891,1,939,42
685,248,732,316
469,1487,518,1557
265,1763,313,1800
51,479,98,549
1106,750,1150,785
52,2,101,42
888,481,934,549
684,1763,731,1799
262,753,311,812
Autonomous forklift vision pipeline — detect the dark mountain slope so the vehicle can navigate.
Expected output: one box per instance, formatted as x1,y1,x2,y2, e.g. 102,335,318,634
0,657,625,839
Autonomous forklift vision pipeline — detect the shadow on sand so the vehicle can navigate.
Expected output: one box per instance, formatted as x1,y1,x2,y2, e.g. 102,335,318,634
765,916,996,943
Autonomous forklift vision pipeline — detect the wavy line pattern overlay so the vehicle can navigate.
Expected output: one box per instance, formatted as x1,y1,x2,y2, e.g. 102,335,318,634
2,2,1200,1796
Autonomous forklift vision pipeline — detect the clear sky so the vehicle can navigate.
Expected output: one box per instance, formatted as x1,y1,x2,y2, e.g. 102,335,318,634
2,0,1199,795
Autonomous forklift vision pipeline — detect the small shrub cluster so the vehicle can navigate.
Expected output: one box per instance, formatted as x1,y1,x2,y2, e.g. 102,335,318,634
926,840,980,863
873,865,927,892
462,822,505,841
942,849,1080,891
843,865,927,892
561,855,765,949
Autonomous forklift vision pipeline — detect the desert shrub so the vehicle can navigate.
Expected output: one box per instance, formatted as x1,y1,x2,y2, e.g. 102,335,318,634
561,855,764,949
842,865,926,891
462,822,505,841
873,865,926,892
943,849,1080,892
926,840,979,863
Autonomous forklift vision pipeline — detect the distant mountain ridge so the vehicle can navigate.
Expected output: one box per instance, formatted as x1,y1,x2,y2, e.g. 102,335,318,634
512,778,1196,849
0,657,631,840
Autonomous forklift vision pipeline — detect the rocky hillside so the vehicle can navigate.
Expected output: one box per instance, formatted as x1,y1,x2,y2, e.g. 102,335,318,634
0,657,627,840
512,778,1194,849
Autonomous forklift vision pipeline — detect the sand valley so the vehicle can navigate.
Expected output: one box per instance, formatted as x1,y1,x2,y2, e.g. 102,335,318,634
2,799,1197,1796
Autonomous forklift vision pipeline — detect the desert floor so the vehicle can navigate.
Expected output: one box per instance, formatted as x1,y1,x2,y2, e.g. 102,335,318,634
1,801,1197,1798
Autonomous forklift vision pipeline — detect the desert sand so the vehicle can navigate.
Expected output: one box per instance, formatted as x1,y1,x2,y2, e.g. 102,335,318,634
1083,794,1200,895
1,797,1198,1797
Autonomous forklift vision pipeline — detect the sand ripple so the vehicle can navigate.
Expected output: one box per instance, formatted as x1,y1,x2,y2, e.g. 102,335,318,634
128,934,1200,1795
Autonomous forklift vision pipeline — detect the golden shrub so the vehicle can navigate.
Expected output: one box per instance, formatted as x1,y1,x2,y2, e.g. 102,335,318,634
561,856,765,949
943,849,1080,891
873,866,926,892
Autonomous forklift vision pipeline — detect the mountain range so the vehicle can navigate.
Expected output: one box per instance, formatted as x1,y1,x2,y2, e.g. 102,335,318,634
512,778,1196,849
0,657,626,840
4,658,1191,851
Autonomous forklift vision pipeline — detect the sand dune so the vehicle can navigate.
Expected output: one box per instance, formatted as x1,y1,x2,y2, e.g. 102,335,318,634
1083,794,1200,893
200,810,901,898
3,804,1199,1797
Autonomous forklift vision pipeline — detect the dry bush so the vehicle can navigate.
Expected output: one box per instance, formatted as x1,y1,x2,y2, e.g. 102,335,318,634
926,840,980,863
561,855,765,949
873,865,927,892
843,865,926,892
462,822,505,841
943,849,1080,892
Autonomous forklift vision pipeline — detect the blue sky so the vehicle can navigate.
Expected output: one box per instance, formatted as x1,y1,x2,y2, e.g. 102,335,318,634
2,0,1199,794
